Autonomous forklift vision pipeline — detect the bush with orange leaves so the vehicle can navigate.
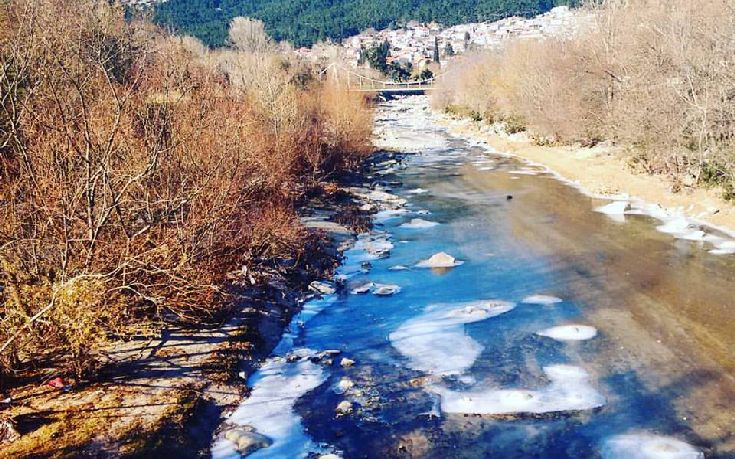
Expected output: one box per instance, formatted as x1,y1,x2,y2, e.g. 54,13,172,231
0,0,372,381
435,0,735,194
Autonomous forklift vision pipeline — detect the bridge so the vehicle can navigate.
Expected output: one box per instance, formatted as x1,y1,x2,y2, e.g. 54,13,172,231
320,63,441,95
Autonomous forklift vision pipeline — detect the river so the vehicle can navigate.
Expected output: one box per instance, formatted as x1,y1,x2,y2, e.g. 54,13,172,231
211,96,735,458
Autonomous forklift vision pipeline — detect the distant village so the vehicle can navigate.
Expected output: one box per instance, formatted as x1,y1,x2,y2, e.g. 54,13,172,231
298,6,592,73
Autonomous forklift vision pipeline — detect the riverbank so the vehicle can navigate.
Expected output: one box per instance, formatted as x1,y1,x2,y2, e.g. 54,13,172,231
436,114,735,238
204,95,733,457
0,184,367,458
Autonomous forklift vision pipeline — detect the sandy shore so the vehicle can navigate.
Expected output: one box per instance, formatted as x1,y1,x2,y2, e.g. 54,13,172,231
437,115,735,236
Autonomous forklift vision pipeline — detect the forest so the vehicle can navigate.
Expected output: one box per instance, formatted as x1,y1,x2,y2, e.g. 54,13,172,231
153,0,568,48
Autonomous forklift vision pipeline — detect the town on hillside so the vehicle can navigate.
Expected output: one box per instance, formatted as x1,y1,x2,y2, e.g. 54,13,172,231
296,6,592,75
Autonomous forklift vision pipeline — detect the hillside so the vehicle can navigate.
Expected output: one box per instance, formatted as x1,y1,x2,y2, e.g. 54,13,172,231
153,0,570,48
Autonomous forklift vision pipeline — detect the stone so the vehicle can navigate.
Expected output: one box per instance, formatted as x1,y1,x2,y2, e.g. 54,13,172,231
336,400,353,415
223,427,272,455
309,281,336,295
336,378,355,394
415,251,464,268
350,282,374,294
340,357,355,368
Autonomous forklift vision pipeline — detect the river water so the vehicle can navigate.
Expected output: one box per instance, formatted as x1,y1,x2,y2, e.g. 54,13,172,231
212,96,735,458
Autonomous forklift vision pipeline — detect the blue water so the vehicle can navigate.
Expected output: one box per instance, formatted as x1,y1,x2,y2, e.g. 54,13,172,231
213,97,735,458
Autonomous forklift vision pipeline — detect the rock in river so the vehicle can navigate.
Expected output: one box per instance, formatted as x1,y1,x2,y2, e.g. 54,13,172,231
309,281,336,295
415,252,464,269
223,427,272,455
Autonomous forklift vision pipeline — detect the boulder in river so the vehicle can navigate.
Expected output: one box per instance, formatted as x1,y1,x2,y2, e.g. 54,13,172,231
335,378,355,394
340,357,355,368
415,252,464,269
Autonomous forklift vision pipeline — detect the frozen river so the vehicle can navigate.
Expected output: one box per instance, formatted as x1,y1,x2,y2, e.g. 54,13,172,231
212,96,735,458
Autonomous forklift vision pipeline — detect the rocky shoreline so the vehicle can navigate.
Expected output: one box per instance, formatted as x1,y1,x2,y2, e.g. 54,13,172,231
0,160,391,458
210,149,412,458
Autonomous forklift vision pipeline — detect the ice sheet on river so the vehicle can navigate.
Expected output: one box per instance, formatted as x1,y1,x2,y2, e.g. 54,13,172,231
389,301,515,376
431,364,605,416
522,294,563,305
212,354,327,459
600,433,704,459
537,324,598,341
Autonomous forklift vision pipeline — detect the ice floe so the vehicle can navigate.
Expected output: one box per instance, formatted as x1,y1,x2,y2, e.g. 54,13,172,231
600,433,703,459
431,364,605,416
415,251,464,268
400,218,439,229
389,300,515,376
372,283,401,296
388,264,410,271
595,201,631,215
537,325,598,341
212,354,327,459
350,282,374,295
522,294,563,305
352,233,394,260
374,208,411,224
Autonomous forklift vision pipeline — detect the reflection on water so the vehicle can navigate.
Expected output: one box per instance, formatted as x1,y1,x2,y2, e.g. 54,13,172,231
219,96,735,458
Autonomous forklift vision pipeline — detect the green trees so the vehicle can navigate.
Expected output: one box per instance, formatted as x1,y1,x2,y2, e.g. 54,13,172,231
153,0,569,48
365,40,390,72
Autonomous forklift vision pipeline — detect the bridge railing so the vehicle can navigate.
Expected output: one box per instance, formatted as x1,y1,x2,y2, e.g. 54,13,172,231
320,63,444,91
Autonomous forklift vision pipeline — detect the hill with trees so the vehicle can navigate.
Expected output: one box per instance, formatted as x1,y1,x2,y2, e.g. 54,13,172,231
153,0,571,48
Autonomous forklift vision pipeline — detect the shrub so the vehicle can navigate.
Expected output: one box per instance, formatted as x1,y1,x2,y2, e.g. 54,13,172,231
0,1,372,382
433,0,735,188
